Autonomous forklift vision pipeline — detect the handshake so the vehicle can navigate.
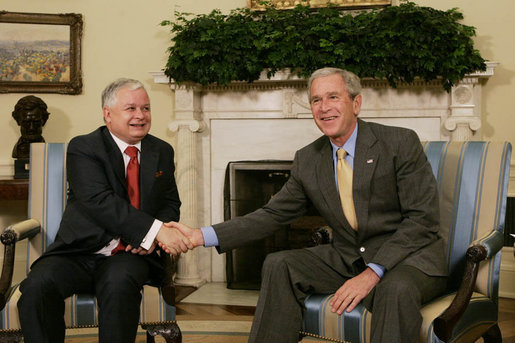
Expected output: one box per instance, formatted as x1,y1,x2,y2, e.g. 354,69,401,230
155,222,204,256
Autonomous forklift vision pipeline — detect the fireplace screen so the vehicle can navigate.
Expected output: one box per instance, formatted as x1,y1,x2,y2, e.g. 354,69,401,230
224,161,325,290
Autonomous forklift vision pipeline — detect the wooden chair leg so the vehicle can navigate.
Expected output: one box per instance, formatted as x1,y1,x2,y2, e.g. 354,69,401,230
142,322,182,343
146,330,155,343
482,324,502,343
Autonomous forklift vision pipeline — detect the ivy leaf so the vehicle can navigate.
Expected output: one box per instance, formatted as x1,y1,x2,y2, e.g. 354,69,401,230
161,3,486,90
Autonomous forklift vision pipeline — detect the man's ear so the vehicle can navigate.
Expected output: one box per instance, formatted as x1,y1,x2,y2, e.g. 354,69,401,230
103,107,110,123
353,94,362,115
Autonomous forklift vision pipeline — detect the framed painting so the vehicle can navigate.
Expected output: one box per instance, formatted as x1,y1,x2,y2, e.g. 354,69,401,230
248,0,391,10
0,11,83,95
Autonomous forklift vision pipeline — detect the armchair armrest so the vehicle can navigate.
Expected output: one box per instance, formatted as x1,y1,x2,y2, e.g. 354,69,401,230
0,219,41,309
433,229,503,342
1,219,41,244
471,229,505,260
311,226,333,245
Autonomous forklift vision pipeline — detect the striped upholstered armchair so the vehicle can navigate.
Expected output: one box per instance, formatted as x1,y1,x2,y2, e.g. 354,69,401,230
0,143,181,342
302,141,512,343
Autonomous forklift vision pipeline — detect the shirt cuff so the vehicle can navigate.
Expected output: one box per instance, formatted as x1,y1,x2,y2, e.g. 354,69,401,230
368,263,386,279
140,219,163,250
201,226,219,247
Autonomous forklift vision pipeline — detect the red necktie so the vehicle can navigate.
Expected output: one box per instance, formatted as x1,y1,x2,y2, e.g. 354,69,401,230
125,146,140,209
111,146,140,255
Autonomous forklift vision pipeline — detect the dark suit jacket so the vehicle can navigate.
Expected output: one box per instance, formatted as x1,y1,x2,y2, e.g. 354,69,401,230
213,119,447,278
41,126,181,274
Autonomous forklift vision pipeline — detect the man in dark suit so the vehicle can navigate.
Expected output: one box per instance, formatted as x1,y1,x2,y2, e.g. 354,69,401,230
18,78,192,343
168,68,448,342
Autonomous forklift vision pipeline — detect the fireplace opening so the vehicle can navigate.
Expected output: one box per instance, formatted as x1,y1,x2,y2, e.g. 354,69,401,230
224,161,326,290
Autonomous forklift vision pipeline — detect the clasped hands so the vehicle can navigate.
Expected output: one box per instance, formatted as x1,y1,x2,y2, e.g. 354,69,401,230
154,221,203,256
122,222,201,256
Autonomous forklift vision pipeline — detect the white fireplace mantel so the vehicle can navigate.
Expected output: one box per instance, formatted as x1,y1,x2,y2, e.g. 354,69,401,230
152,63,499,285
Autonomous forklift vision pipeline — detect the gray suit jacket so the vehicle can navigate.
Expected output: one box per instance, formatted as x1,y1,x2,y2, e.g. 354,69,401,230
214,119,447,278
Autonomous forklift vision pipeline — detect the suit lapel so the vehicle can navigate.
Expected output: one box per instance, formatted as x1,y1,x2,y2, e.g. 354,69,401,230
140,137,159,211
353,120,379,233
102,127,126,188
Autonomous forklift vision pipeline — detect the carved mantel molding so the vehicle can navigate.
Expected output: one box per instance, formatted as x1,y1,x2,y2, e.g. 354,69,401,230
153,62,497,142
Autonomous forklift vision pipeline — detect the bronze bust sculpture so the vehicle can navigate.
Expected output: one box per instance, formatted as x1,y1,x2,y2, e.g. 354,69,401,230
12,96,50,159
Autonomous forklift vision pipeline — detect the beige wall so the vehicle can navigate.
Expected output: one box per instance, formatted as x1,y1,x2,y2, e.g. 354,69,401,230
0,1,514,281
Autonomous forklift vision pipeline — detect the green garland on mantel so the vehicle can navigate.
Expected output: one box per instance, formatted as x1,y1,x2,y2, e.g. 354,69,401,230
160,1,486,91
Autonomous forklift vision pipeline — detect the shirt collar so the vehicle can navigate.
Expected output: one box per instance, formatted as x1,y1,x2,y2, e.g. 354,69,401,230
109,131,141,155
330,122,358,159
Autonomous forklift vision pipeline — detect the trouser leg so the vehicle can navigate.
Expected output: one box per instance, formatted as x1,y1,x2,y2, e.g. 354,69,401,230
18,255,96,343
95,253,151,343
248,248,349,343
364,265,447,343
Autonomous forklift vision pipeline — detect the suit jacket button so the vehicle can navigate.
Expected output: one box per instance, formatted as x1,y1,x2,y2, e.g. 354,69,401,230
359,247,365,253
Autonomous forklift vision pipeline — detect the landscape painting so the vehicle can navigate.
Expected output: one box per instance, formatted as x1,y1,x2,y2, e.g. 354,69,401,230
0,22,71,82
0,12,83,94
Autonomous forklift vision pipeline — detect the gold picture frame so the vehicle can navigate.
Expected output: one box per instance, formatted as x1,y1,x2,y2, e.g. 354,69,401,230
248,0,391,10
0,11,83,95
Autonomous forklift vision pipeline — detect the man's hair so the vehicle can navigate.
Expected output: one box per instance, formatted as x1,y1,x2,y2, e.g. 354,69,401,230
101,78,146,109
12,95,50,125
307,67,362,101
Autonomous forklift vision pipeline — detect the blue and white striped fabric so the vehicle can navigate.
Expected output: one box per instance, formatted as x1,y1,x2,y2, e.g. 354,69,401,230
302,141,511,343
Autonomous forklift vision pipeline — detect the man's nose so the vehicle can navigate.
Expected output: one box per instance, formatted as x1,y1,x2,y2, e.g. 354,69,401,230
320,98,330,112
134,108,145,118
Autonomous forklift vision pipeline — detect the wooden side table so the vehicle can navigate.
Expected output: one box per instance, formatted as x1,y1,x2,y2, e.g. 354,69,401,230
0,178,29,201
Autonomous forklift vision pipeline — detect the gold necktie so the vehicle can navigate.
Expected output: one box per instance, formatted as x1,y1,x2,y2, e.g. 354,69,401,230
337,148,357,230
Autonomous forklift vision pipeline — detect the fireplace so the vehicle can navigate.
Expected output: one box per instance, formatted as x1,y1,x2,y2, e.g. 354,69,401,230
224,161,325,289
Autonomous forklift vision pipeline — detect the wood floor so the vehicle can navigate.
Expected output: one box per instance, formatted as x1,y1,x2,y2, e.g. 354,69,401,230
61,291,515,343
498,296,515,343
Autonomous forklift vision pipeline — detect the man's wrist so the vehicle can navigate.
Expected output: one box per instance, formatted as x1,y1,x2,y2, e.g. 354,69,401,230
141,219,162,250
367,263,385,279
200,226,218,247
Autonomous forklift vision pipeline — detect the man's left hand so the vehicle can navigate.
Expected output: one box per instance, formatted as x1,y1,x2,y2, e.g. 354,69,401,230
125,240,157,255
330,267,380,314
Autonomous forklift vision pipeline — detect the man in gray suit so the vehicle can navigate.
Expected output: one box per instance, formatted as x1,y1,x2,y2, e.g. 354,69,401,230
168,68,448,343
